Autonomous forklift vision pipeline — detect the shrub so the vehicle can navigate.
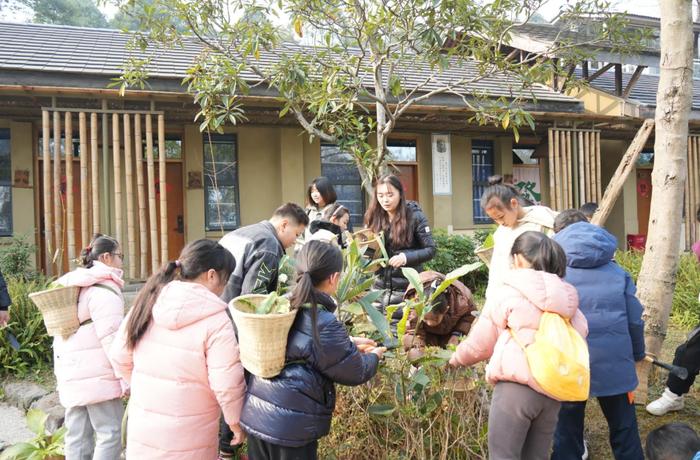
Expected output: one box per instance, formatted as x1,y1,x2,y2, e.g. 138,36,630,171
425,229,489,299
319,349,489,459
0,235,37,278
615,251,699,328
0,275,53,378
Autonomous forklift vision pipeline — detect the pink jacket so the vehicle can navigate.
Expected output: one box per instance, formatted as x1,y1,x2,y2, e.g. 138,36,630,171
53,262,125,408
451,268,587,399
110,280,246,460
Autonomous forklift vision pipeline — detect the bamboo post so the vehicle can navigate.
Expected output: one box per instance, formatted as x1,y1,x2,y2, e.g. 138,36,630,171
90,113,100,235
79,113,89,249
595,131,602,201
565,130,573,208
65,113,75,268
134,115,148,279
123,114,136,280
158,114,168,265
146,115,159,273
591,119,655,226
578,131,585,207
584,131,592,202
553,130,562,210
42,111,53,276
560,131,567,209
53,110,63,274
690,137,699,244
693,137,700,242
685,140,693,249
112,114,123,249
548,129,557,208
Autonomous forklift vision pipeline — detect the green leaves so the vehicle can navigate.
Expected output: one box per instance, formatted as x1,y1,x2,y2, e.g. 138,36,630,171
401,267,423,298
25,409,47,436
431,262,484,301
367,404,396,416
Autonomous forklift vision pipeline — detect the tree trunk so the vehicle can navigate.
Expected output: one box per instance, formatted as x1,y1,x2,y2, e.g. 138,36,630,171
635,0,693,403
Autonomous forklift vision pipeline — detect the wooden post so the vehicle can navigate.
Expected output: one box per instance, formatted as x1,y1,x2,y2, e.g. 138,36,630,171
134,115,148,279
591,119,655,226
146,115,159,273
123,114,136,280
65,113,75,268
548,129,557,208
90,113,100,235
112,114,123,249
79,113,89,249
693,137,700,242
595,131,602,201
42,110,53,276
53,110,63,274
578,131,585,207
158,114,168,264
554,130,562,210
586,131,593,202
685,140,693,249
565,130,572,208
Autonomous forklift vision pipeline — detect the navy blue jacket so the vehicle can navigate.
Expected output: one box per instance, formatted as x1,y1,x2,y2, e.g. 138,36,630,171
240,293,380,447
554,222,645,397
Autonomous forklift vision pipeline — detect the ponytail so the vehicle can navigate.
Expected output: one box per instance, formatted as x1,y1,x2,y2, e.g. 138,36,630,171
290,240,343,349
125,239,235,350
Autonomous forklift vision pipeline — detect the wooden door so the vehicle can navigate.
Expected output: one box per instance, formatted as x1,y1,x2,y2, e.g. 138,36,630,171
636,169,652,235
155,163,185,261
393,164,419,202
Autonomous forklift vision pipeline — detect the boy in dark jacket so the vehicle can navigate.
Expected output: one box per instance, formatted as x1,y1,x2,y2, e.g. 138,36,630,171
551,211,645,460
402,271,475,360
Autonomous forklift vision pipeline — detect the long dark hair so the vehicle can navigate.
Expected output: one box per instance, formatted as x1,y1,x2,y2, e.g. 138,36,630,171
511,231,567,278
125,239,235,349
480,175,531,211
364,175,411,248
307,176,337,209
80,234,119,268
290,240,343,347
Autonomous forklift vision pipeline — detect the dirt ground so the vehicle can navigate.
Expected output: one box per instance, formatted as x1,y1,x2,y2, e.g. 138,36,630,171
585,326,700,458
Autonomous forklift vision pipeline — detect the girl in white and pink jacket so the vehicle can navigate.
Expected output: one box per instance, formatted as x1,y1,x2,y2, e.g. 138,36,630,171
53,234,126,460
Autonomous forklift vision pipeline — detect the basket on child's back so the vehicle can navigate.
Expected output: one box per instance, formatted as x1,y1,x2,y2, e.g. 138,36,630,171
28,285,81,338
229,293,298,378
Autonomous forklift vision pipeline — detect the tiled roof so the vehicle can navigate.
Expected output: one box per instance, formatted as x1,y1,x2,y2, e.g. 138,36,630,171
0,21,580,105
573,69,700,110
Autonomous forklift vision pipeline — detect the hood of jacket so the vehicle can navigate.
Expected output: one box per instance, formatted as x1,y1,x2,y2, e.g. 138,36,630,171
554,221,617,269
152,280,229,330
56,261,124,288
310,220,341,235
504,268,579,319
519,205,557,229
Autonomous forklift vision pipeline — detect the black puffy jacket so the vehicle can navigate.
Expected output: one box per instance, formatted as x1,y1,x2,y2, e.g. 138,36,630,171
240,293,379,447
374,201,436,295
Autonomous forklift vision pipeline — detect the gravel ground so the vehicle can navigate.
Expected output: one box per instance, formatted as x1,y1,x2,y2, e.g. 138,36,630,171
0,402,33,449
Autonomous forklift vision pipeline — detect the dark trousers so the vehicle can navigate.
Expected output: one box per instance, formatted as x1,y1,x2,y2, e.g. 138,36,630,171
667,325,700,396
551,393,643,460
219,416,240,455
247,435,318,460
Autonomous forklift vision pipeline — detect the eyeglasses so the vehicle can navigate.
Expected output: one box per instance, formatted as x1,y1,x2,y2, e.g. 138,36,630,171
112,252,124,259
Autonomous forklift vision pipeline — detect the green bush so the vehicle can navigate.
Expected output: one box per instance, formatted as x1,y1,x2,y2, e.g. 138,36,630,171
425,229,489,299
0,235,37,279
615,251,699,328
0,275,53,378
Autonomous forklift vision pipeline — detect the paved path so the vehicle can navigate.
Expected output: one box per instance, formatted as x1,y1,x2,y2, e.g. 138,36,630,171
0,402,33,449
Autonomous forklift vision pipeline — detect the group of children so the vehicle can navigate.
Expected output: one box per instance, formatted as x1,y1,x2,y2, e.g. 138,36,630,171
38,172,699,460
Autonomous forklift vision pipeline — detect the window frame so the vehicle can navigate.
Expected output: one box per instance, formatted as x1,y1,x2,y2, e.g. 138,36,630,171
203,134,241,232
320,143,366,229
0,129,12,236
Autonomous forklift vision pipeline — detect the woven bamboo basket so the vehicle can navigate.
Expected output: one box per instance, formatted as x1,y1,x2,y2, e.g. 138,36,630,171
351,229,382,257
474,246,493,269
28,286,81,338
229,294,298,378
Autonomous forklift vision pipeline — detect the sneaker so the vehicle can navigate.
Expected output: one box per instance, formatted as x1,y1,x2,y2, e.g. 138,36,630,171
582,439,589,460
646,388,684,416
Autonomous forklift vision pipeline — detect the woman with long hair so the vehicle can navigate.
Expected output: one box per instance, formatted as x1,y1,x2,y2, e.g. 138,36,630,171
365,174,436,328
295,176,339,252
240,240,384,459
110,239,246,459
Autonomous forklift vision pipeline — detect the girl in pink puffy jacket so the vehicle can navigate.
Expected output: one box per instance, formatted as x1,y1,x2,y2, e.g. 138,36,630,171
450,231,588,460
54,234,126,460
110,239,246,460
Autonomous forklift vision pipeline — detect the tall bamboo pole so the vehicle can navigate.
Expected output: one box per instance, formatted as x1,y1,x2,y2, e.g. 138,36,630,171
90,113,100,235
42,110,53,276
146,115,159,273
595,131,602,201
585,131,593,202
157,115,168,264
52,110,63,274
123,114,136,280
694,137,700,241
65,113,75,268
79,113,89,249
554,130,562,210
112,114,123,249
578,131,585,207
134,115,148,279
685,141,693,248
548,129,556,208
565,130,572,208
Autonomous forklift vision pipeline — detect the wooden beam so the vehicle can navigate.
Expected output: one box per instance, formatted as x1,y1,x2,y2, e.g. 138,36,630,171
591,119,655,226
622,66,647,98
586,63,615,82
614,64,623,96
582,61,589,79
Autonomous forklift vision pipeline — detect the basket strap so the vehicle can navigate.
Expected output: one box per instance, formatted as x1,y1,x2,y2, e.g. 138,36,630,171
92,284,123,299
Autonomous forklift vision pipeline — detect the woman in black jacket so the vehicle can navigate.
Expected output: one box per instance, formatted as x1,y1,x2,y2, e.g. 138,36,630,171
365,175,436,328
240,241,385,460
